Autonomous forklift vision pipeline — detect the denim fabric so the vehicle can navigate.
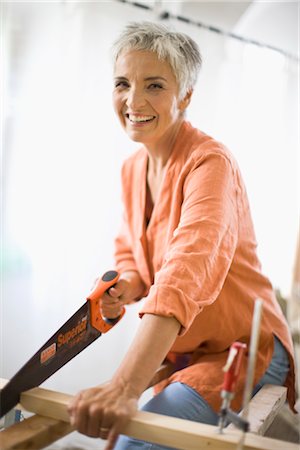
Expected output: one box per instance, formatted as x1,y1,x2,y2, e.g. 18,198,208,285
114,336,289,450
251,335,289,396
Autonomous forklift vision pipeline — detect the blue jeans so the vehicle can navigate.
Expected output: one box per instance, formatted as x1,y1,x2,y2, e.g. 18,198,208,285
114,336,289,450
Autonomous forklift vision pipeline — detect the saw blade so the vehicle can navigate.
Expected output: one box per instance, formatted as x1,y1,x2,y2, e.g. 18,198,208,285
0,302,100,418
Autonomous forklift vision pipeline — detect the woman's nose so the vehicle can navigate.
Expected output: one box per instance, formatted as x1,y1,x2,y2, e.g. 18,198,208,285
126,87,146,109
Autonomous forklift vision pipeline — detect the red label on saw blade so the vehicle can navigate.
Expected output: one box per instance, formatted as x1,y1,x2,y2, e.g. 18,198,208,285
40,343,57,364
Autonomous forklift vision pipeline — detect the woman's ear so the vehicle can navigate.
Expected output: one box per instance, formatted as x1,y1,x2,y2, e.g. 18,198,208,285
179,90,193,112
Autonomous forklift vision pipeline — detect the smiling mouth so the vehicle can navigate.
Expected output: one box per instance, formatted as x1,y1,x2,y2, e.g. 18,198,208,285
126,114,156,123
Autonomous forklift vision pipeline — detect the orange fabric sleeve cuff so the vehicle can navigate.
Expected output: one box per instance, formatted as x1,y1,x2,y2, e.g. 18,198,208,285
139,284,203,336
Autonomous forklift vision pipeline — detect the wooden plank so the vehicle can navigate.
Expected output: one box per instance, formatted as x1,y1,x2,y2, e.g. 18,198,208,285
122,410,299,450
0,380,298,450
227,384,287,435
0,380,299,450
0,415,72,450
0,363,173,450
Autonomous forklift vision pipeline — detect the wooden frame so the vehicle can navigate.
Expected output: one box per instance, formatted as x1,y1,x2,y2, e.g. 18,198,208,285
227,384,288,435
0,377,297,450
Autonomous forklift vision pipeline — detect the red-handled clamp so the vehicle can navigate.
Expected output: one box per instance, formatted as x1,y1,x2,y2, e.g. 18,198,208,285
222,341,247,395
219,341,247,433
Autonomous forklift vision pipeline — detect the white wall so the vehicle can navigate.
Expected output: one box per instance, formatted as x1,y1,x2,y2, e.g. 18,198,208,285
1,1,299,399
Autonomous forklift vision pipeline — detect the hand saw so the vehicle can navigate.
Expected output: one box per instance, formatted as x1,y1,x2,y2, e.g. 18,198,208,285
0,270,125,418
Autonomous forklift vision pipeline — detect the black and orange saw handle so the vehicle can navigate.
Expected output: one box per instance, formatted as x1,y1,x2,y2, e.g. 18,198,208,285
87,270,125,333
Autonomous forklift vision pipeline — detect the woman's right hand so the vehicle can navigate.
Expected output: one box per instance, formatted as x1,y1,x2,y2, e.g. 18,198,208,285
100,271,145,319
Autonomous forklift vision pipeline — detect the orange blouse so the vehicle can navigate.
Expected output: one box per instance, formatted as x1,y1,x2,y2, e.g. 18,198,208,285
114,121,296,413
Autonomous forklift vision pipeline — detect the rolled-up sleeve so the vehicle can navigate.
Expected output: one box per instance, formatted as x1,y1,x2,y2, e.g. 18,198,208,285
139,151,239,335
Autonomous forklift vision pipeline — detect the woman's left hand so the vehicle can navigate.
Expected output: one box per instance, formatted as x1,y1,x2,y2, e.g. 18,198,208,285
68,314,181,449
68,380,138,450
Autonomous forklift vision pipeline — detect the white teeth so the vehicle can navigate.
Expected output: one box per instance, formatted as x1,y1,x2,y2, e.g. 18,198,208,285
128,114,155,123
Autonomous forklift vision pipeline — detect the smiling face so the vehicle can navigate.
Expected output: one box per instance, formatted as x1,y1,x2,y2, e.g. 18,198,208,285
113,50,190,149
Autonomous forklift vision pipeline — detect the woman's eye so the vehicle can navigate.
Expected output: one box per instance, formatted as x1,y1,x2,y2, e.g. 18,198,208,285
115,81,129,88
148,83,163,90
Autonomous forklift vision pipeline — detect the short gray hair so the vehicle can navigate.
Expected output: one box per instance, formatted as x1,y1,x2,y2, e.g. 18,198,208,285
112,21,202,99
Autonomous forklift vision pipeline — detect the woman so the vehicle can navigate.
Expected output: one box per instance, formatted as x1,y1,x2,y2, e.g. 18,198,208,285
68,22,296,450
